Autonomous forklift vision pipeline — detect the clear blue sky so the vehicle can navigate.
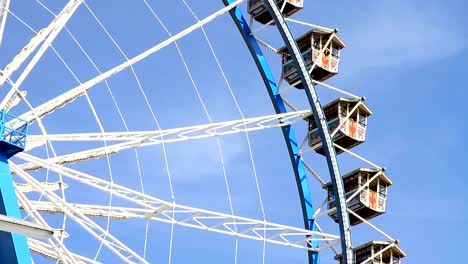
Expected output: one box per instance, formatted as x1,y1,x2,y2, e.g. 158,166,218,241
1,0,467,263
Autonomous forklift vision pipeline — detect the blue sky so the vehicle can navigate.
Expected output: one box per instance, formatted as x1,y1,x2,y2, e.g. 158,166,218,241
1,0,467,263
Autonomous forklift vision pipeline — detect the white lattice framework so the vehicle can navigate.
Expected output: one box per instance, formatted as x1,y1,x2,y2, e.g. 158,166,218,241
0,0,401,263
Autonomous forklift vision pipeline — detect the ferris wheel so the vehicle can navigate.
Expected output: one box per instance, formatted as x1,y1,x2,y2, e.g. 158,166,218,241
0,0,406,263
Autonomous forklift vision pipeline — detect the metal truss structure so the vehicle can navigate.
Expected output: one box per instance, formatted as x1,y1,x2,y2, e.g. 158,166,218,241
0,0,402,263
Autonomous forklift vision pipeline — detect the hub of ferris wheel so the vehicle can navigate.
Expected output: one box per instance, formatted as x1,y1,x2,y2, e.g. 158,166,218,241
248,0,405,263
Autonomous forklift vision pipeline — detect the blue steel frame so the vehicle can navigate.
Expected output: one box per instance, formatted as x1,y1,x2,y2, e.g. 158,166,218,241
223,1,355,264
0,110,31,264
258,2,353,263
222,1,319,263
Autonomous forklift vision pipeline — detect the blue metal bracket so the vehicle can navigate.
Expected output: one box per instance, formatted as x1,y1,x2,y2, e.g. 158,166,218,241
222,1,319,263
0,110,32,264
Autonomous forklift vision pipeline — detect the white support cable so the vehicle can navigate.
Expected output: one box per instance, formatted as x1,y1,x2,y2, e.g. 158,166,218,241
24,201,340,252
312,79,360,99
16,2,119,259
250,19,275,35
65,19,151,257
0,0,11,46
28,238,101,264
17,4,249,260
283,18,334,32
0,0,83,109
347,209,395,242
7,5,245,258
334,144,383,169
10,0,245,130
145,0,242,262
11,162,149,264
32,1,152,257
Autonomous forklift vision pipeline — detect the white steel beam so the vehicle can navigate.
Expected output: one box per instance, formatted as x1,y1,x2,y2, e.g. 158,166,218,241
15,153,340,252
28,238,100,264
25,201,339,252
11,162,148,264
9,0,245,129
16,190,79,263
21,110,310,169
0,0,11,46
0,0,83,109
0,214,55,239
16,181,67,193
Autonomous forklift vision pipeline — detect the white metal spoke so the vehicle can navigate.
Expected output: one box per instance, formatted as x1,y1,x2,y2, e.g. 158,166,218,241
312,79,360,99
0,0,10,46
29,238,101,264
283,18,334,32
25,201,340,252
27,110,309,143
22,110,311,169
11,162,148,264
9,0,244,130
14,153,339,251
334,143,383,169
0,0,82,109
17,190,78,264
347,209,395,242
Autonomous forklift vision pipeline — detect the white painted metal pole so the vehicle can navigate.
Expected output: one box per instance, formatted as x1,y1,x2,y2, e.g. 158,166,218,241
0,214,55,239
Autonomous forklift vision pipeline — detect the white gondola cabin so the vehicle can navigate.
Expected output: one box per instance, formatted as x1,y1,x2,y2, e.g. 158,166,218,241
335,241,406,264
306,98,371,155
324,168,391,226
279,29,345,88
248,0,303,25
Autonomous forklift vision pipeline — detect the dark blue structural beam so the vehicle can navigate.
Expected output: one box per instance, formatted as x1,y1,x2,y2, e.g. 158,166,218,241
223,1,319,263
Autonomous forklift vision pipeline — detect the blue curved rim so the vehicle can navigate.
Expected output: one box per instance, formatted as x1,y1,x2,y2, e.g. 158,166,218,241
222,1,319,263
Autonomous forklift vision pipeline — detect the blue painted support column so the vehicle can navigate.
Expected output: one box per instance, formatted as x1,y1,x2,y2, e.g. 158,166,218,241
222,2,319,263
0,110,31,264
